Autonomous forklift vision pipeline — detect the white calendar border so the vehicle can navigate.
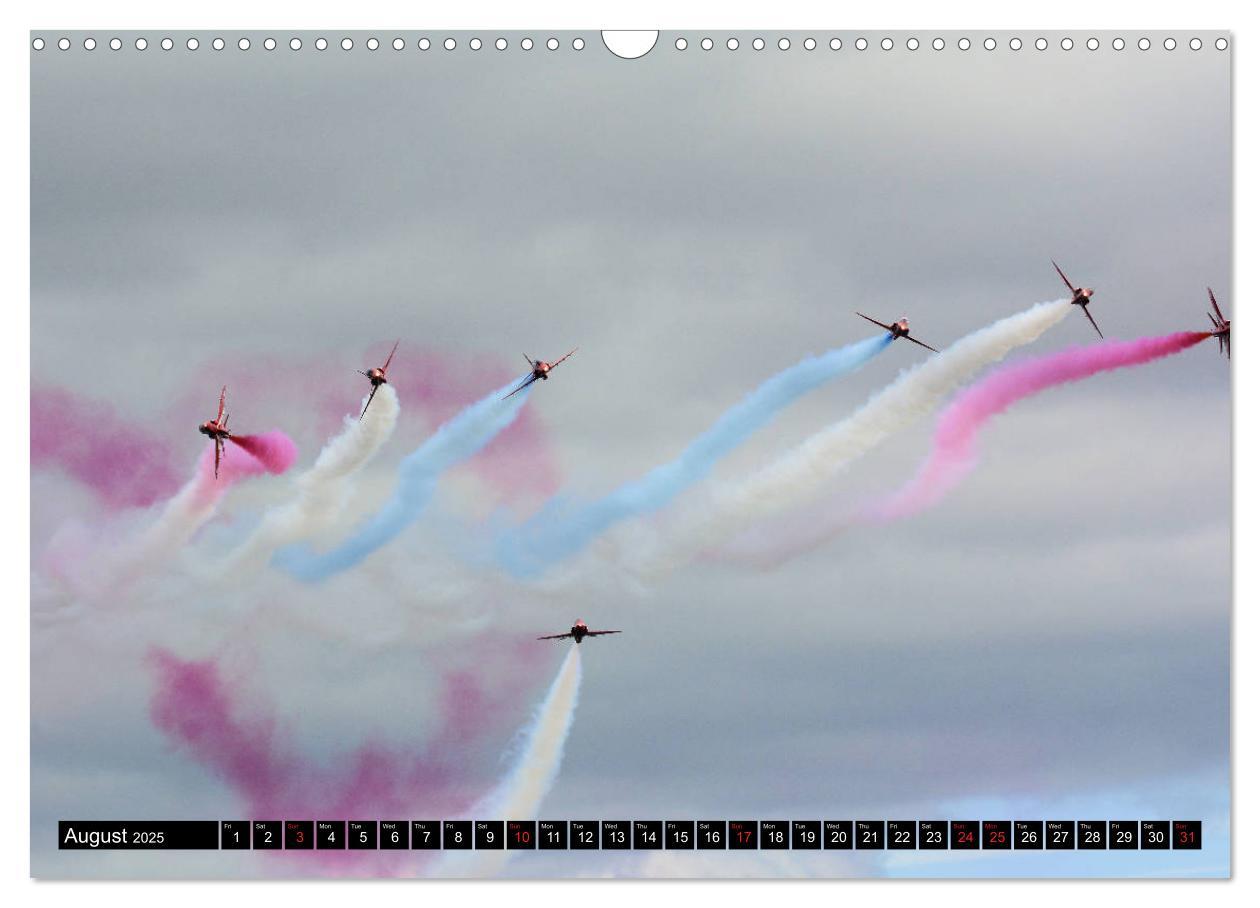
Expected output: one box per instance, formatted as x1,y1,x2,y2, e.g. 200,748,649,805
3,0,1253,906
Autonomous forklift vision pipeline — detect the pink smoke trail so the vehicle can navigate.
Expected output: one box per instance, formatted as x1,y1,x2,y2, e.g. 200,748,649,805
720,331,1213,568
867,330,1213,522
175,431,297,514
31,387,183,510
148,632,547,875
226,432,299,475
37,430,298,593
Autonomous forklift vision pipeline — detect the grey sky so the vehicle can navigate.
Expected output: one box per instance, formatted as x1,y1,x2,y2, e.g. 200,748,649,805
31,31,1230,879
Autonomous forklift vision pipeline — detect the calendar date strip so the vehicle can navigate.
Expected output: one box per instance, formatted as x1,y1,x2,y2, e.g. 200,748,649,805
59,819,1202,851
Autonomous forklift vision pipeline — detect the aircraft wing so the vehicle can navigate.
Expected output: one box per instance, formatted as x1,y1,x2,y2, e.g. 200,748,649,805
216,386,227,422
550,348,577,370
1208,289,1228,335
855,312,894,332
906,335,939,353
213,437,223,479
503,374,539,400
360,383,380,420
1081,305,1104,339
1052,260,1074,293
585,630,622,637
382,340,399,373
537,632,573,641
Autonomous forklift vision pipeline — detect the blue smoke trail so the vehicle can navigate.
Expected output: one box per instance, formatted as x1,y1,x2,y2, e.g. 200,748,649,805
495,333,893,576
274,377,532,582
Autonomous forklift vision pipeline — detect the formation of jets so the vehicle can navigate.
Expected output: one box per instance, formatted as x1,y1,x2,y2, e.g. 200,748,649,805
193,262,1230,653
851,260,1115,351
197,386,231,479
195,345,585,480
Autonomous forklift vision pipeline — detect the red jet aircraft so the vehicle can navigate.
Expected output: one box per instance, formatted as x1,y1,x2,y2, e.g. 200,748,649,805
537,619,621,644
1206,288,1230,358
1052,260,1102,339
854,313,939,352
198,386,231,479
504,348,577,400
358,340,399,420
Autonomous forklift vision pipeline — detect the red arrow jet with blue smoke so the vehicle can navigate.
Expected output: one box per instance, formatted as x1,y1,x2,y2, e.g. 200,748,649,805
854,313,939,352
358,340,399,419
1207,288,1231,358
198,386,231,478
504,348,578,400
537,619,621,644
1052,260,1102,339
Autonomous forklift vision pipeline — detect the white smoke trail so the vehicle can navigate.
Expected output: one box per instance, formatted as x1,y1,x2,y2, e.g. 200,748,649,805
36,429,298,607
628,299,1073,576
48,472,218,600
217,386,400,577
432,645,583,878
